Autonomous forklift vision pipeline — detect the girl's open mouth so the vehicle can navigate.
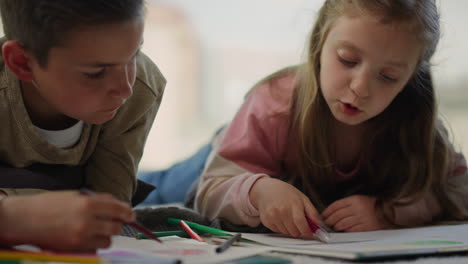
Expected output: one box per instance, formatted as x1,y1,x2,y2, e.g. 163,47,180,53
341,102,362,116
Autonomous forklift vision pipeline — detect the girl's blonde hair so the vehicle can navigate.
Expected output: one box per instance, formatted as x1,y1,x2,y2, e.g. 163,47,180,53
283,0,468,223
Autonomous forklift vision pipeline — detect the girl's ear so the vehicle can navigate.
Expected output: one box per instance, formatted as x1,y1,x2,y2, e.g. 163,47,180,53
1,40,35,81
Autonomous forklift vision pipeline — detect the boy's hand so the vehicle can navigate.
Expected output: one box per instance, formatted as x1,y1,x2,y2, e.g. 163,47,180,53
0,191,135,252
322,195,391,232
249,177,320,238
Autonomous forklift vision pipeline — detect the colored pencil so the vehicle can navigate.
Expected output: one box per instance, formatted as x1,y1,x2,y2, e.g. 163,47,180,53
179,220,205,242
167,218,230,237
79,189,162,243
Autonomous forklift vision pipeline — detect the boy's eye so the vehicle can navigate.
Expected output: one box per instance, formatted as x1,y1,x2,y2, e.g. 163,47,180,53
84,69,106,79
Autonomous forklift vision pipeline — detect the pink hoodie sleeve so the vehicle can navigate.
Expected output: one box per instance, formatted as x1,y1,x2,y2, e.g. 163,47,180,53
195,73,295,226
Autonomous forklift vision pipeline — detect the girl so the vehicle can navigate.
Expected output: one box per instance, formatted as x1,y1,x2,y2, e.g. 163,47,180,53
194,0,468,238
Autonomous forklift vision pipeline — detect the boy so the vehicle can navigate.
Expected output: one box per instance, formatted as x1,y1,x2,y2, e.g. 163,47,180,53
0,0,165,250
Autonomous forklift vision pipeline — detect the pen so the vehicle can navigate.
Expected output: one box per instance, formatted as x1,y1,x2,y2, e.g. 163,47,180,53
167,218,230,236
215,233,242,254
306,217,330,243
79,189,162,243
179,220,205,242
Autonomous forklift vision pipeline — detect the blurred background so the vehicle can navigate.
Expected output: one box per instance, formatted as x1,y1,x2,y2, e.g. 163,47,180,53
1,1,466,170
140,0,467,170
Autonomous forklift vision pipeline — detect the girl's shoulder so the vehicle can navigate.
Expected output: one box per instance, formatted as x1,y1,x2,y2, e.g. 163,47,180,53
245,66,299,115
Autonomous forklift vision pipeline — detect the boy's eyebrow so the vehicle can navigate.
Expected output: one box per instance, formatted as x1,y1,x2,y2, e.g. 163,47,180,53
337,40,409,70
82,47,142,68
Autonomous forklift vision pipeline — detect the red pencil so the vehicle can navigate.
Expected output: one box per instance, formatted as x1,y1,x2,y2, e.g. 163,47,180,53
79,188,162,243
179,220,205,242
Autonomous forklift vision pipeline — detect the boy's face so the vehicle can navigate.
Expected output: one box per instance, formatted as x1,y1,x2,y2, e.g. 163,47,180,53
319,14,421,126
24,19,144,125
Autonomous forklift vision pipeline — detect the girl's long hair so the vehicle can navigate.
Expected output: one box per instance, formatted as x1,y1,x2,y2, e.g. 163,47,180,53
286,0,468,222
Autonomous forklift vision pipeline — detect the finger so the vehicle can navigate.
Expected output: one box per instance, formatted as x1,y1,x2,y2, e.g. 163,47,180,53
274,221,290,236
260,218,279,233
322,198,350,219
346,223,367,233
334,215,359,232
301,199,319,237
81,235,112,252
292,213,311,238
324,206,353,227
302,197,320,223
283,213,302,238
91,219,124,237
82,197,135,223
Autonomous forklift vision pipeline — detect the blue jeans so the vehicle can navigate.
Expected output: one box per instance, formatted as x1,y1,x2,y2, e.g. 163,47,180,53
138,143,212,205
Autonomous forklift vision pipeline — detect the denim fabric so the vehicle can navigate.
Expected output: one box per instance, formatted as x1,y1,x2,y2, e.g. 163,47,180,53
138,143,212,205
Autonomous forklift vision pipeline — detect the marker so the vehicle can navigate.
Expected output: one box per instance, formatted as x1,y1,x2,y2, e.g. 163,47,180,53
79,189,162,243
215,233,242,254
307,217,330,243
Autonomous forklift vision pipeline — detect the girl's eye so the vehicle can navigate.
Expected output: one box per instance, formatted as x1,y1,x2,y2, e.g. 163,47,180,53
339,57,357,67
380,73,398,83
84,69,106,79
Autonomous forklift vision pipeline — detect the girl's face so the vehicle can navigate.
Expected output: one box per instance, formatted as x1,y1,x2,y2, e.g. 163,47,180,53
319,14,422,126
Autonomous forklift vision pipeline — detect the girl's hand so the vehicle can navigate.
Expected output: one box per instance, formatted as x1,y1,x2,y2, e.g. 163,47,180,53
322,195,392,232
249,177,320,238
0,191,135,252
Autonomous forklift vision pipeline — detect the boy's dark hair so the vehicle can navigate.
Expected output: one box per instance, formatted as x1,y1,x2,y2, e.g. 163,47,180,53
0,0,145,67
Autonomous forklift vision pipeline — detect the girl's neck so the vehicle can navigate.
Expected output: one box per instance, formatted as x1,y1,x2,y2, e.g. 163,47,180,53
332,120,369,173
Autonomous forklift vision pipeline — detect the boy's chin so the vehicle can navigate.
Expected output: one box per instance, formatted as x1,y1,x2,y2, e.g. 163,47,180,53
82,114,116,125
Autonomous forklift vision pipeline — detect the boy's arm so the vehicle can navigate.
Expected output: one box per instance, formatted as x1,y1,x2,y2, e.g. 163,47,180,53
84,54,166,203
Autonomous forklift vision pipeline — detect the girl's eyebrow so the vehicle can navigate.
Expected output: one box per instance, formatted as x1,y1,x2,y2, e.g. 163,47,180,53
336,40,362,54
336,40,409,70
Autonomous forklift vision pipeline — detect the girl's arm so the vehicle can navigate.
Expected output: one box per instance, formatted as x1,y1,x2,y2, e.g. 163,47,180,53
195,73,295,226
388,147,468,226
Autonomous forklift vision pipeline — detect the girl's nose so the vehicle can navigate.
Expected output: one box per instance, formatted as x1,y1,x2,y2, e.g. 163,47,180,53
349,70,370,98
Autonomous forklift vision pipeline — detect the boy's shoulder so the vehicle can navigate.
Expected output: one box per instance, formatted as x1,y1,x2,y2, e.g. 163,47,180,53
134,52,166,100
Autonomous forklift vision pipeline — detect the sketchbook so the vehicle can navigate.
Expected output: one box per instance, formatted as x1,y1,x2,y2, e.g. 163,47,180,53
238,224,468,261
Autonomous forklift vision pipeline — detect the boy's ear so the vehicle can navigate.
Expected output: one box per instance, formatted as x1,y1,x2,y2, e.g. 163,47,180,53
2,40,35,81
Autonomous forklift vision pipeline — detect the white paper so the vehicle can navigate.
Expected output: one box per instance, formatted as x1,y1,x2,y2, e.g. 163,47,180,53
239,224,468,260
99,236,272,264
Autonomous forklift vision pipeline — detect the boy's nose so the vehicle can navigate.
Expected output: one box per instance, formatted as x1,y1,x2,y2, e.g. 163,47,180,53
111,66,133,99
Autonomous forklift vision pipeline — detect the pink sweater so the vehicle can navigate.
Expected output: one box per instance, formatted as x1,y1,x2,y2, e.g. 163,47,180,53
194,70,468,227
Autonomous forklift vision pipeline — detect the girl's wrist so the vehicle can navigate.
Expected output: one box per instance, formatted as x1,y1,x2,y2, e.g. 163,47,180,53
249,177,270,210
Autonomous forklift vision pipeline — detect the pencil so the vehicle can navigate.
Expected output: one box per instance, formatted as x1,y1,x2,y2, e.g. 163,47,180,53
136,230,189,239
215,233,242,254
179,220,205,242
79,189,162,243
167,218,230,236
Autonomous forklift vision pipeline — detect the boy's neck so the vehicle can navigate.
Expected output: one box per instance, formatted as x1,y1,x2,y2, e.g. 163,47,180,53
20,81,79,130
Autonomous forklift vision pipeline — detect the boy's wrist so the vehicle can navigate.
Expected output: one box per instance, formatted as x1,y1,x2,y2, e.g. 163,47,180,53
0,191,13,245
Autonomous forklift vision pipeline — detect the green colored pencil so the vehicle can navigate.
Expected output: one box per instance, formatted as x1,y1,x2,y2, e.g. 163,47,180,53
136,230,189,239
